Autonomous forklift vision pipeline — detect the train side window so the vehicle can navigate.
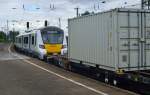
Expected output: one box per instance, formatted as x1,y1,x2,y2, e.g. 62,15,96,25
26,37,28,44
27,37,28,44
24,37,28,44
122,55,127,62
32,36,34,45
35,34,37,45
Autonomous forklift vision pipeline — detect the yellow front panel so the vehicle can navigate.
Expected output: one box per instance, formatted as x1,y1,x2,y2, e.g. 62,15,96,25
44,44,62,54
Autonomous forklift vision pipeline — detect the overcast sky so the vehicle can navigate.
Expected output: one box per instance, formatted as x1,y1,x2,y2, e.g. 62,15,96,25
0,0,141,33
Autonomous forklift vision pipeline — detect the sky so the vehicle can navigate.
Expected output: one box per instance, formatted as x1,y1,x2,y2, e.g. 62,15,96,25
0,0,141,34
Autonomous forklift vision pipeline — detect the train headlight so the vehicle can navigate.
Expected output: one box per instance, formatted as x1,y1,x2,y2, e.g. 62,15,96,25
39,45,45,49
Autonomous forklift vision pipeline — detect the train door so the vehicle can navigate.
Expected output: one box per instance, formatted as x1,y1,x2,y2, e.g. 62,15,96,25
22,36,23,49
29,34,31,50
23,35,29,50
144,13,150,70
30,34,35,51
118,11,150,71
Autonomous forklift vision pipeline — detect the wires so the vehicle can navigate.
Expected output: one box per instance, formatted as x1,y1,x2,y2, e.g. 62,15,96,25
124,3,141,8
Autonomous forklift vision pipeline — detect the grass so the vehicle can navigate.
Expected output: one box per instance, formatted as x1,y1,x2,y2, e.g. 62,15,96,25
0,39,5,42
0,39,10,43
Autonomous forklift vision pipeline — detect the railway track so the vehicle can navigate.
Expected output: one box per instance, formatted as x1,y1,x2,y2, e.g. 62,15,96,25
51,57,150,95
7,44,137,95
13,44,150,95
139,71,150,77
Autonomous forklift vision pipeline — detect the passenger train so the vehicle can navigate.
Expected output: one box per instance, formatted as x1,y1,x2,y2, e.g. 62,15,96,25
15,26,64,60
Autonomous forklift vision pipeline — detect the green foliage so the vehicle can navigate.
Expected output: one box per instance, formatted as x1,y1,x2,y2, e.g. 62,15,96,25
0,31,6,42
9,31,19,42
0,31,19,43
81,11,90,16
81,11,94,16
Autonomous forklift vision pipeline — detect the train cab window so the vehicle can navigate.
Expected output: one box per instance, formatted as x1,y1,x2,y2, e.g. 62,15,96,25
24,37,28,44
41,31,64,44
42,33,48,43
32,36,34,45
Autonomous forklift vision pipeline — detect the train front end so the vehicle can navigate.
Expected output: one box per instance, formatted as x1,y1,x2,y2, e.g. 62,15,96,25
41,27,64,58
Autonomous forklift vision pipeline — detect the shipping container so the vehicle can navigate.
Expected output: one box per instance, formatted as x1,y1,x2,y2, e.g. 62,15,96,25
68,8,150,72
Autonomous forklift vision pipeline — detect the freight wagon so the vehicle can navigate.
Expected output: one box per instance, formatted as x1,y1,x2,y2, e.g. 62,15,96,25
67,8,150,85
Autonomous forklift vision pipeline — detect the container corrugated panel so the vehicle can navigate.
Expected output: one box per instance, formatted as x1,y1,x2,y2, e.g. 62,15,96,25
68,8,150,72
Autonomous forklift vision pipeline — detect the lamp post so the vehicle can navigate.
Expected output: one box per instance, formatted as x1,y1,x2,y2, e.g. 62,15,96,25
58,18,61,28
10,20,18,42
6,20,9,41
74,7,80,17
11,7,17,43
12,24,15,43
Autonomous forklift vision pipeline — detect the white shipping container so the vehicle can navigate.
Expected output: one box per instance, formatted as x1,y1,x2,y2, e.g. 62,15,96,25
68,8,150,72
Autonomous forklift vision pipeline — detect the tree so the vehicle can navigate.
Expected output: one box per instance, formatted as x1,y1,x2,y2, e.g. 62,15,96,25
9,31,19,42
81,11,91,16
0,31,6,42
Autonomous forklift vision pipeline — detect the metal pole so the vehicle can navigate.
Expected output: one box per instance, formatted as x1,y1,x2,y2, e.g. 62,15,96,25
74,7,80,17
12,24,14,43
148,0,150,9
1,27,4,41
141,0,144,9
6,20,9,41
58,18,61,28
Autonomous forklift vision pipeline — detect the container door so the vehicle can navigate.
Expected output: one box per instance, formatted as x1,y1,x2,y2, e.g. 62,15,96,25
118,12,150,71
144,13,150,70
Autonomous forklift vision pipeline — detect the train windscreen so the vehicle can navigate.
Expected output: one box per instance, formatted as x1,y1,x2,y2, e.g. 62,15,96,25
42,31,63,44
